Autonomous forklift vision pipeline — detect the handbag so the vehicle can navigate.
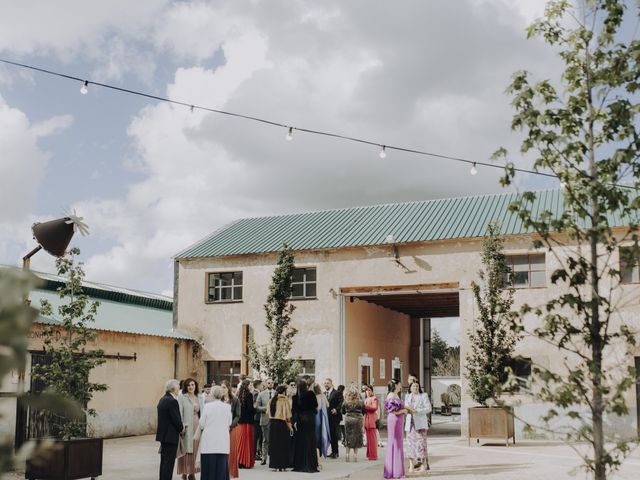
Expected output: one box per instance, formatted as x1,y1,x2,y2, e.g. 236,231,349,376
404,413,414,433
375,419,381,430
176,434,187,458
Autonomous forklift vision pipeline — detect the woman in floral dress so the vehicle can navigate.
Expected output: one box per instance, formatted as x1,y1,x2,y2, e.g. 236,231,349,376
404,381,432,473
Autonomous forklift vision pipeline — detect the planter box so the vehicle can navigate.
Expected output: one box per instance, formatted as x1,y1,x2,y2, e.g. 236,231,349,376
468,407,515,446
26,437,103,480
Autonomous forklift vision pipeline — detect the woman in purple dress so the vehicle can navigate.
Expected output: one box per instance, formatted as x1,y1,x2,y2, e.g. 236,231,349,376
384,379,409,479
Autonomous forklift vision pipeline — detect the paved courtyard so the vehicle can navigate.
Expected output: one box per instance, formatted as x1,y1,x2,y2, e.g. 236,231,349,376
7,429,640,480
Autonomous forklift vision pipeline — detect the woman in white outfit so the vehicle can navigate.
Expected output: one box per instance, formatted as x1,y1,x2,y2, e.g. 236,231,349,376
199,385,232,480
404,381,432,473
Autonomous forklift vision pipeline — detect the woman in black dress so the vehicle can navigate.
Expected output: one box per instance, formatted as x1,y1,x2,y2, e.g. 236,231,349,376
268,385,291,471
292,380,319,473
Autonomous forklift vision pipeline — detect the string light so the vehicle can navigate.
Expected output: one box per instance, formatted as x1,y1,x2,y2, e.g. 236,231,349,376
0,57,635,191
470,162,478,175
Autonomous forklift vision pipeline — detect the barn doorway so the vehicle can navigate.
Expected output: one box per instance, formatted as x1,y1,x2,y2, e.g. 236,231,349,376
342,283,460,437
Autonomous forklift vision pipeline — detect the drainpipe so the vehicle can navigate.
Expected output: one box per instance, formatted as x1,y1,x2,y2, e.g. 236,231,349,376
338,293,345,385
173,343,180,379
172,260,179,329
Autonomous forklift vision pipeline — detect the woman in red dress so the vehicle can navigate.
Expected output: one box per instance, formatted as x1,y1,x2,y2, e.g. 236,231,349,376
363,385,379,461
221,380,240,478
236,379,256,468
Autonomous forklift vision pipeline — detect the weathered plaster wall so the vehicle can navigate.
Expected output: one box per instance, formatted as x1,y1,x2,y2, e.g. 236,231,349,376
344,297,411,386
177,234,640,439
22,326,198,439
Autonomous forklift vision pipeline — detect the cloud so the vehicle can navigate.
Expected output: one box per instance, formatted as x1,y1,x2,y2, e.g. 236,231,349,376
0,97,73,222
0,0,565,293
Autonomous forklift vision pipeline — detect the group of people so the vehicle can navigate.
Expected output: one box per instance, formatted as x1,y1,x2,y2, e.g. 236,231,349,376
156,373,430,480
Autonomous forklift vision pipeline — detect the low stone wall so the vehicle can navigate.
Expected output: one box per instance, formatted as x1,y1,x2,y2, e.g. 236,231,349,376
88,407,157,438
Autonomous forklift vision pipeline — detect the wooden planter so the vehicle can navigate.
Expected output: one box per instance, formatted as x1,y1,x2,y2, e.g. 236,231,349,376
468,407,515,446
26,437,103,480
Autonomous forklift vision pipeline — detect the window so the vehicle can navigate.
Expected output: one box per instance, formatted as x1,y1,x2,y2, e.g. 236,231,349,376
620,247,640,283
507,357,532,379
298,359,316,380
291,267,317,299
505,356,532,392
206,360,241,386
207,272,243,302
506,254,545,288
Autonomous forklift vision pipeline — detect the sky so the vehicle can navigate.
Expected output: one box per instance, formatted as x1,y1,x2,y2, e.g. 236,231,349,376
0,0,566,329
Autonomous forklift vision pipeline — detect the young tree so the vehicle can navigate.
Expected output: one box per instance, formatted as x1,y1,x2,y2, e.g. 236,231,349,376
247,245,301,384
496,1,640,477
34,248,107,439
430,328,449,364
465,223,518,405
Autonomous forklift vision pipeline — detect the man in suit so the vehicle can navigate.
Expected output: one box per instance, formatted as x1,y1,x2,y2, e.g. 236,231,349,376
252,379,263,461
324,378,343,458
156,379,185,480
255,378,275,465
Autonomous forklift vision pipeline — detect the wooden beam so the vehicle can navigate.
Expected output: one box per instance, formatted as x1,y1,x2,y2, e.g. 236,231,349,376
340,282,459,295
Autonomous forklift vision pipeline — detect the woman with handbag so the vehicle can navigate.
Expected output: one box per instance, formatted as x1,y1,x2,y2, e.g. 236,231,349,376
268,385,292,471
363,385,378,461
404,381,432,473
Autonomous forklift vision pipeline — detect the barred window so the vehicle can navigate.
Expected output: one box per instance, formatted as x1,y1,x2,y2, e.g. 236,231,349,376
207,272,243,302
620,247,640,283
291,267,317,299
506,254,545,288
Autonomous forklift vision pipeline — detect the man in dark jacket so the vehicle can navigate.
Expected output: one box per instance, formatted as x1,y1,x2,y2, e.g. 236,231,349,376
156,379,184,480
324,378,343,458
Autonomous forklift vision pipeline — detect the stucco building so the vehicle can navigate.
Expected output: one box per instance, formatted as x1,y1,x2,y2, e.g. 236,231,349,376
174,189,640,439
0,270,198,447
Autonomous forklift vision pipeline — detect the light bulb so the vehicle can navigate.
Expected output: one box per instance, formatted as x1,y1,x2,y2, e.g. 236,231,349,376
470,163,478,175
286,127,293,141
379,146,387,159
190,105,194,113
80,81,89,95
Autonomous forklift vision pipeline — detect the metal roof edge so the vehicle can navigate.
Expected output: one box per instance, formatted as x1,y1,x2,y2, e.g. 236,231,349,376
173,218,244,260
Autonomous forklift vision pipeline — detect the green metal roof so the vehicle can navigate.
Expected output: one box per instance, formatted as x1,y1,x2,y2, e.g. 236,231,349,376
34,271,173,311
176,189,571,259
30,289,192,340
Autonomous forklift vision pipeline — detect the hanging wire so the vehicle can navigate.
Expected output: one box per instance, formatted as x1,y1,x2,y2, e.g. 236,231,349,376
0,57,635,190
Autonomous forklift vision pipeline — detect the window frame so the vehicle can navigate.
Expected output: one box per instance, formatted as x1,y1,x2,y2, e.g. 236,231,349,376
206,271,244,303
290,266,317,300
505,253,546,289
620,247,640,284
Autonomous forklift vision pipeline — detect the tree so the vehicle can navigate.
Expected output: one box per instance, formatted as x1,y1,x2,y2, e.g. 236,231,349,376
430,328,449,364
247,245,302,383
465,223,518,405
495,1,640,477
34,248,107,439
433,346,460,377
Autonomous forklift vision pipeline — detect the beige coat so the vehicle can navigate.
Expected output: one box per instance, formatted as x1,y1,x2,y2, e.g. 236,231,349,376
178,393,205,453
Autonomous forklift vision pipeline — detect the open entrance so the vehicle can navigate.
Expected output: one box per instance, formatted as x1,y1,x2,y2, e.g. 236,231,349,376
342,283,460,436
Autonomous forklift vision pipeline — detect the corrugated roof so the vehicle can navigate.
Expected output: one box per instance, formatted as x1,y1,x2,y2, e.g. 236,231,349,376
34,271,173,311
30,289,192,340
176,189,571,259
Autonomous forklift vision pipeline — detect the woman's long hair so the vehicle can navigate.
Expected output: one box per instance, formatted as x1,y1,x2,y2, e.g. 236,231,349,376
296,380,308,406
237,379,251,404
221,380,235,402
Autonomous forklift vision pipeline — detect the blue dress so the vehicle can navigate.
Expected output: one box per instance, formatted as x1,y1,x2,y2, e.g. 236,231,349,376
315,394,331,457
